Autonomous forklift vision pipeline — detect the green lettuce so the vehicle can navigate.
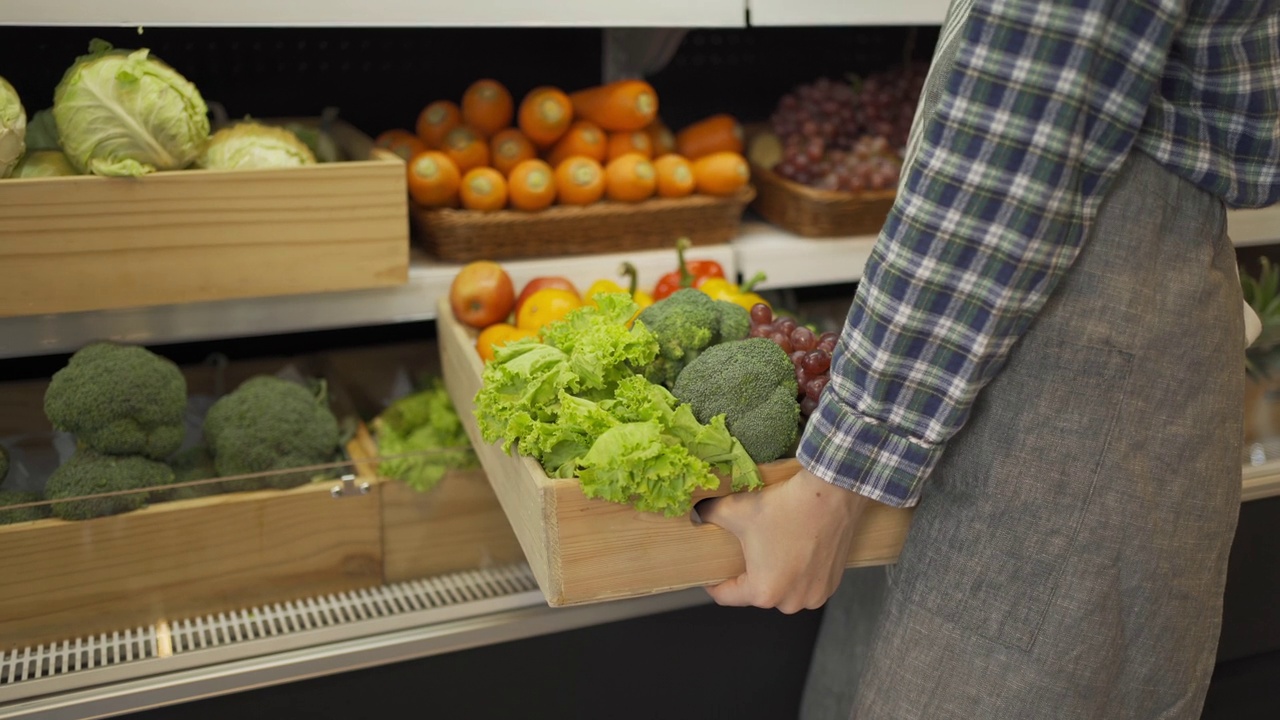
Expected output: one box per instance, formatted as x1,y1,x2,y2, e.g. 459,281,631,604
473,293,761,516
53,39,210,177
375,379,477,492
0,76,26,178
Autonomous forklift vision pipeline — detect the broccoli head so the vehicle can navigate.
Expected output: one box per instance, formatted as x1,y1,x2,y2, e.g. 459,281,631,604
154,444,222,502
0,491,51,525
671,337,800,463
44,342,187,460
636,289,754,388
203,376,341,491
46,449,174,520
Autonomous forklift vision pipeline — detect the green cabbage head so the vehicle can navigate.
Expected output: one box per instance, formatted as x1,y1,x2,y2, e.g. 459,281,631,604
14,150,79,178
0,75,27,179
53,40,209,177
24,108,60,152
199,121,316,170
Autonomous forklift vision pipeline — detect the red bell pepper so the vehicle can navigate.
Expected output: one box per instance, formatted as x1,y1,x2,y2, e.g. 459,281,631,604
651,237,726,300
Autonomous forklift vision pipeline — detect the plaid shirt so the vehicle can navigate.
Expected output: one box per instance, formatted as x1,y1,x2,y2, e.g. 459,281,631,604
799,0,1280,508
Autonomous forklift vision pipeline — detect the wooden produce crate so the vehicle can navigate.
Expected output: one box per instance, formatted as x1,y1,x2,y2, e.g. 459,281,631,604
0,120,410,319
750,162,896,238
412,187,754,263
436,298,913,606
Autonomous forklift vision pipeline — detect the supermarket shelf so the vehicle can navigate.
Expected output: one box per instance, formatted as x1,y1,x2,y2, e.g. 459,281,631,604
1242,462,1280,502
735,206,1280,291
748,0,951,26
1227,205,1280,248
0,0,746,28
734,221,877,290
0,244,735,359
0,580,710,719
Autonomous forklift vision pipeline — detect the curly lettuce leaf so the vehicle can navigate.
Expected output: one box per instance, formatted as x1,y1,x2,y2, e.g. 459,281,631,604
577,421,721,517
376,380,477,492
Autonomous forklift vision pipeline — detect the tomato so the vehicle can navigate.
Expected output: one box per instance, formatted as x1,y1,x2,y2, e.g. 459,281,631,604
476,323,536,363
514,276,579,316
516,288,582,330
450,261,515,329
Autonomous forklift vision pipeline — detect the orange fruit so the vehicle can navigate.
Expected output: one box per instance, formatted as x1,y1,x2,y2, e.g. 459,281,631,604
508,159,557,212
605,154,657,202
518,86,574,147
460,167,508,211
606,131,653,162
692,151,750,196
490,128,537,176
442,125,490,174
516,288,583,331
554,156,605,206
375,129,426,162
406,151,462,207
462,79,515,138
546,120,607,167
476,323,536,363
416,101,461,148
653,154,695,198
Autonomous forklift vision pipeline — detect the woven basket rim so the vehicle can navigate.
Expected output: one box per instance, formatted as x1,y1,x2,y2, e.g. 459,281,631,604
413,186,756,226
751,162,896,203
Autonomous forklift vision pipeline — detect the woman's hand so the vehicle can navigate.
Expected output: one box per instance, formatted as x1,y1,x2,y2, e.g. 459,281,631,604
698,467,869,614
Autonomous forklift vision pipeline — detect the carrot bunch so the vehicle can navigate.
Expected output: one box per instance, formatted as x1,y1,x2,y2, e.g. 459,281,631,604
377,78,751,212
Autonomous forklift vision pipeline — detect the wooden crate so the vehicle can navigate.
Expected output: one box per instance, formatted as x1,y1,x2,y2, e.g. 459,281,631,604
436,298,913,606
0,120,410,318
0,440,382,651
347,424,525,584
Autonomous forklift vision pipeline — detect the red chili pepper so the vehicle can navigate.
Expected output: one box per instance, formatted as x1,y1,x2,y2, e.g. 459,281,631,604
652,237,726,300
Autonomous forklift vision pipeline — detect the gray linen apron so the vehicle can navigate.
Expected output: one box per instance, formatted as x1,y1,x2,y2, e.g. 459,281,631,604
801,1,1245,717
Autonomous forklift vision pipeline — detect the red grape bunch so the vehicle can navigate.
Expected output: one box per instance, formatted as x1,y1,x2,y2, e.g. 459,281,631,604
853,61,930,153
749,303,837,420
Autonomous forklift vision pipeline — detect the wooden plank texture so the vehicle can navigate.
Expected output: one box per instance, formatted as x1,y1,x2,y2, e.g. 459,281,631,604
437,298,914,606
0,475,382,651
0,121,409,318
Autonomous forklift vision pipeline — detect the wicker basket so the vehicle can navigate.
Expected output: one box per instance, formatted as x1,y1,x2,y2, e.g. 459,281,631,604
750,162,896,238
411,187,755,262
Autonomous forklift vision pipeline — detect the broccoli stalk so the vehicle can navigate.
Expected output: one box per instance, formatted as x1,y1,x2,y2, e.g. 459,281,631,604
671,338,801,464
44,342,187,460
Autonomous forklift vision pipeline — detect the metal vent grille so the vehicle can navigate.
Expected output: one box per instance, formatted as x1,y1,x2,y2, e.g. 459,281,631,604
0,628,157,685
1,564,538,688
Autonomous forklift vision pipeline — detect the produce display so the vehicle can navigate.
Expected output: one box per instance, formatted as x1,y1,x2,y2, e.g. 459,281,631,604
0,39,336,181
446,238,833,517
382,78,751,212
753,63,928,194
373,379,478,492
0,342,350,525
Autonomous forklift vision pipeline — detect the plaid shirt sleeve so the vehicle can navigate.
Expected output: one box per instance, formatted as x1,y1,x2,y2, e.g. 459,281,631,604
797,0,1188,508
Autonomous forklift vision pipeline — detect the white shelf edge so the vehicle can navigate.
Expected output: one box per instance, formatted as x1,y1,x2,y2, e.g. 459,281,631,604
747,0,950,26
0,245,736,359
1242,462,1280,502
0,0,746,28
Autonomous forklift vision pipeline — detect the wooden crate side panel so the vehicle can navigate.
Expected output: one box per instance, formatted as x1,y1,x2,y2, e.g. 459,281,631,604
0,481,382,651
438,305,558,597
0,122,409,318
381,470,526,584
549,461,912,605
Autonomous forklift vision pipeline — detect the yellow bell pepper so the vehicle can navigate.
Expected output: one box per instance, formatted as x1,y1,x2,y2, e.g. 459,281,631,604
584,262,654,311
698,271,769,312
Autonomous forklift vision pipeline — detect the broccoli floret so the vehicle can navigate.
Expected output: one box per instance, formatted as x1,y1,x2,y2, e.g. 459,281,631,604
204,376,341,492
46,449,173,520
44,342,187,460
671,337,800,463
637,289,752,388
0,491,51,525
154,444,221,502
717,300,751,342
